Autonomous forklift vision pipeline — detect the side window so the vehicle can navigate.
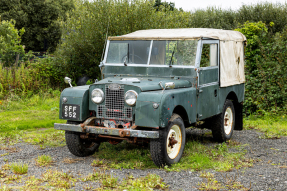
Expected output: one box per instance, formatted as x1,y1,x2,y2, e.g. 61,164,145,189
150,40,198,66
200,43,218,67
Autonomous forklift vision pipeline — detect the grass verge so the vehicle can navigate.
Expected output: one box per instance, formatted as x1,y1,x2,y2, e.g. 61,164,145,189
92,135,253,172
0,92,63,133
244,114,287,138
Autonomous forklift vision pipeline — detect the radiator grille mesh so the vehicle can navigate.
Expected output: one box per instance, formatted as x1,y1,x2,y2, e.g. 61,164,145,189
97,84,133,120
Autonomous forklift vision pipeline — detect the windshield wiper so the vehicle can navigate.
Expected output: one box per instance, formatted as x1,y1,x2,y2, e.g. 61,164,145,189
124,44,129,66
124,56,128,66
169,44,177,67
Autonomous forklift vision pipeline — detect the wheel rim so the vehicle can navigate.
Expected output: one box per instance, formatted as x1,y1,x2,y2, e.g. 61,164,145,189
166,125,182,159
224,107,233,135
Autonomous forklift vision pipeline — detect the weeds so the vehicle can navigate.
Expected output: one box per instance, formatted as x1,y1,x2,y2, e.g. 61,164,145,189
92,139,252,172
36,155,53,167
198,172,224,191
91,159,106,167
42,169,76,189
82,170,168,190
9,162,28,175
244,114,287,138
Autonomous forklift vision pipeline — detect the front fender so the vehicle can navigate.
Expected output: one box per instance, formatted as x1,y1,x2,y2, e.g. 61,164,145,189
135,88,197,128
59,85,90,121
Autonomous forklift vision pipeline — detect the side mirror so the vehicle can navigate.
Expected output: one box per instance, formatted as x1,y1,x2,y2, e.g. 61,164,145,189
64,77,73,87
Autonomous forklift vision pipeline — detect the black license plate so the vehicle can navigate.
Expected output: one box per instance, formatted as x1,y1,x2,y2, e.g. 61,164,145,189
62,104,80,120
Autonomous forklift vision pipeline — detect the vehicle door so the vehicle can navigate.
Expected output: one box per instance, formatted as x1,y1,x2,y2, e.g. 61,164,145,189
196,39,219,120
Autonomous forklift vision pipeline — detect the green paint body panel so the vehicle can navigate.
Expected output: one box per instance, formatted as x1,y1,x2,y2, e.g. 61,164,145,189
199,68,218,85
197,84,219,119
135,88,197,128
103,66,196,79
218,84,245,112
94,77,192,92
59,85,90,121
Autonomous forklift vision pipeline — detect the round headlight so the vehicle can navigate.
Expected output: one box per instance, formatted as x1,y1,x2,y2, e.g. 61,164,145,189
125,90,138,106
91,88,104,103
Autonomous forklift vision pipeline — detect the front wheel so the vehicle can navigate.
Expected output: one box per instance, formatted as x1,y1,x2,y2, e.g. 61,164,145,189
150,114,186,167
212,99,235,142
65,122,100,157
65,131,100,157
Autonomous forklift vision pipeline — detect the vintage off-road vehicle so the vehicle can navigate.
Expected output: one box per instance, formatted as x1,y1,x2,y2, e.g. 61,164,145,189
54,28,246,167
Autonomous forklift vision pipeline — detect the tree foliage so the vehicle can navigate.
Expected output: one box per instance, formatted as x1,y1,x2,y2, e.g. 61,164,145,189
0,0,75,52
1,0,287,114
55,0,190,80
0,19,25,67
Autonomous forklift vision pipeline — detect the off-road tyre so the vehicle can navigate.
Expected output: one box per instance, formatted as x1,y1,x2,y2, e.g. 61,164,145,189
150,114,186,167
212,99,235,142
65,121,100,157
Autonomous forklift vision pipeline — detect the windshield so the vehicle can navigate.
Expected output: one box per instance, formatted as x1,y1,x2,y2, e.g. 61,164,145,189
106,40,198,66
106,40,151,64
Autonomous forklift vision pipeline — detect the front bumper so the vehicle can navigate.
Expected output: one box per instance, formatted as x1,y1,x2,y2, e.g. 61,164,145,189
54,123,159,139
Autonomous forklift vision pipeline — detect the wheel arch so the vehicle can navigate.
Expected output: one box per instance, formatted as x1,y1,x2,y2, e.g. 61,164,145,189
226,91,239,103
172,105,190,128
225,91,243,131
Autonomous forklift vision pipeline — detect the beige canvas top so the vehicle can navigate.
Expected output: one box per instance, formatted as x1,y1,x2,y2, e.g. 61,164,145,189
108,28,246,41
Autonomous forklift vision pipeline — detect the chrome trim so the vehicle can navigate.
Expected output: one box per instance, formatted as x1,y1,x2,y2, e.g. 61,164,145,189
103,63,196,68
198,82,219,88
125,90,138,106
147,40,153,65
91,88,104,103
54,123,159,138
199,66,218,70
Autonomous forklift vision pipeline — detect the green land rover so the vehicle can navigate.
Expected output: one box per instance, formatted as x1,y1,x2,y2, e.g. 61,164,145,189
54,28,246,167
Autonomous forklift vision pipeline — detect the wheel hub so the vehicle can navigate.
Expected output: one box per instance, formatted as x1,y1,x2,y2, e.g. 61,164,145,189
168,135,178,149
224,107,233,135
166,125,182,159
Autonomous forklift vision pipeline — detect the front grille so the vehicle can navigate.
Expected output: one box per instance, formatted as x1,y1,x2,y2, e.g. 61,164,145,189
97,84,132,121
97,105,132,120
105,85,125,109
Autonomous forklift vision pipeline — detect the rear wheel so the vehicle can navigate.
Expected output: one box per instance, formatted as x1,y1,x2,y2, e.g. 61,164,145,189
212,99,235,142
65,122,100,157
150,114,186,167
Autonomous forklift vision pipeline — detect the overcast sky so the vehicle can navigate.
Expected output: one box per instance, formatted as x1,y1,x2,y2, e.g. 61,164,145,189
169,0,287,11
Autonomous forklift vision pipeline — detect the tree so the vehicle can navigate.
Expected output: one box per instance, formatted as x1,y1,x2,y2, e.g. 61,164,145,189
0,19,25,67
0,0,74,52
154,0,175,11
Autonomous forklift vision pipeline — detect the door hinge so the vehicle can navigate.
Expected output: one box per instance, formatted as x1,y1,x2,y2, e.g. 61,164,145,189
197,89,203,96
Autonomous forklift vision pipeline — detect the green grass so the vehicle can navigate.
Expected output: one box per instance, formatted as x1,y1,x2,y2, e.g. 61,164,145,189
9,162,28,175
244,114,287,138
93,138,253,172
36,155,53,167
0,93,63,132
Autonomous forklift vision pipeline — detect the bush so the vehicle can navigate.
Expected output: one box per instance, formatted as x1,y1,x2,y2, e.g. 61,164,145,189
236,22,287,114
0,19,26,67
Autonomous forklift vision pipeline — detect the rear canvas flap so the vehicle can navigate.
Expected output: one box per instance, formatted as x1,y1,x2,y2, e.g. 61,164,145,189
220,41,245,87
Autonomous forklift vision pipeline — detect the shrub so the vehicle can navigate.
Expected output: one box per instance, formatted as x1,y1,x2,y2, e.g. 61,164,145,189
0,19,26,67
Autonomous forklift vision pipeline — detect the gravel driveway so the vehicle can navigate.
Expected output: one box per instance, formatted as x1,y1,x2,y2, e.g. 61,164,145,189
1,129,287,190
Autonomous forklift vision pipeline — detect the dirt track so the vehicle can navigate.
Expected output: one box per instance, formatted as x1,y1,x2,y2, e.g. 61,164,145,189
1,129,287,190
